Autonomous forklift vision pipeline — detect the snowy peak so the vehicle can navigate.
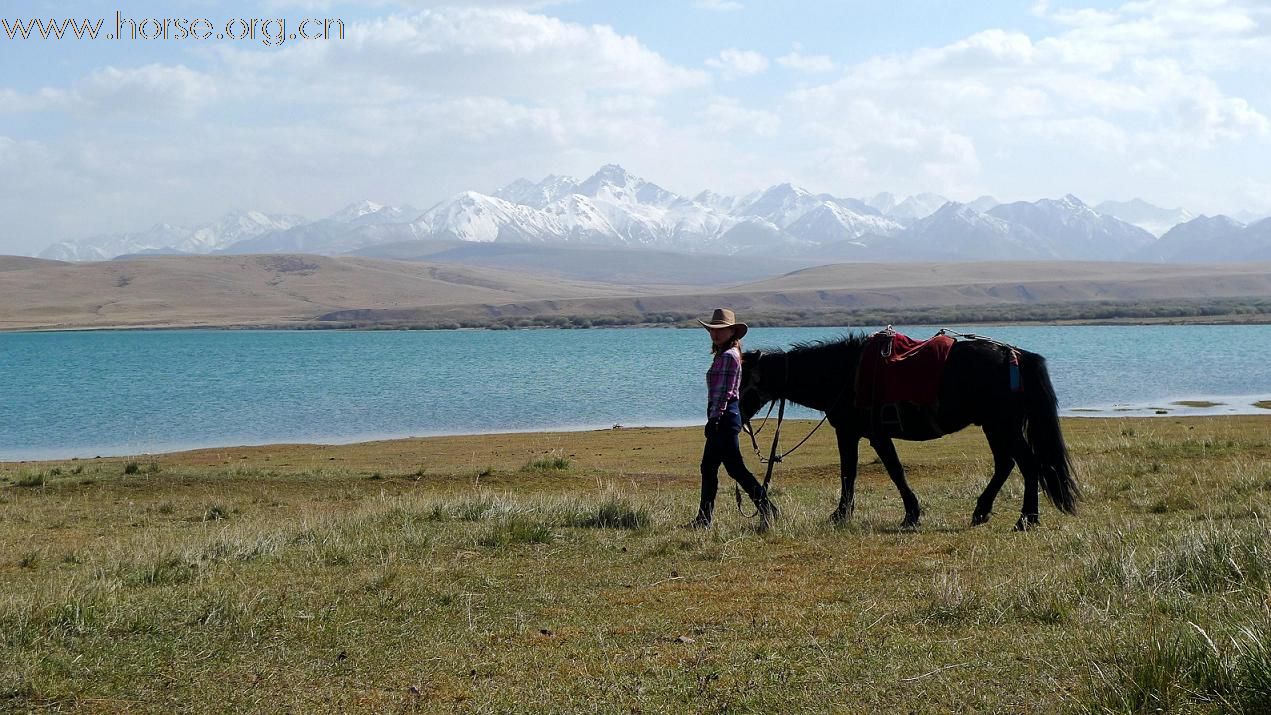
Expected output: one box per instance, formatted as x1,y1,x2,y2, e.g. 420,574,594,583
417,191,567,243
967,195,1000,212
582,163,635,188
887,193,951,224
574,164,678,208
329,200,413,225
495,174,579,209
1095,198,1196,237
891,202,1055,260
990,194,1153,260
1136,214,1249,262
38,210,305,261
734,183,818,226
867,192,898,214
919,201,987,226
331,200,383,220
692,190,740,213
33,165,1268,262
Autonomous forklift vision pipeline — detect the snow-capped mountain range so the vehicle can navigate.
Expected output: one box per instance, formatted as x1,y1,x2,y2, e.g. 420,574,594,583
36,165,1271,263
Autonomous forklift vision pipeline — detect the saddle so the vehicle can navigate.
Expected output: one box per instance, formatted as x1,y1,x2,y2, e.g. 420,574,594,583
854,329,955,438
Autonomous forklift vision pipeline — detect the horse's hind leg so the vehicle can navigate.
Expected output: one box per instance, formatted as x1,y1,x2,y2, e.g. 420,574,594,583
1011,434,1042,531
868,436,922,528
972,423,1018,526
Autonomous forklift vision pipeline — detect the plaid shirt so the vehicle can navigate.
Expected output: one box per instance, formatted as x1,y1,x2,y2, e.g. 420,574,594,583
705,346,742,419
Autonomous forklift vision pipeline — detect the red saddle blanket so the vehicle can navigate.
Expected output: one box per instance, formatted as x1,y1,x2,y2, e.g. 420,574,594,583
854,331,955,408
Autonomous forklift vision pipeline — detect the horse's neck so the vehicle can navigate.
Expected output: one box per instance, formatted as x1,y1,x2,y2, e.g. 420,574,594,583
777,344,857,412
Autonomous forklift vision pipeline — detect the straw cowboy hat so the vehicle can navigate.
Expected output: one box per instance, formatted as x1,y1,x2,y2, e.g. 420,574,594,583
698,308,748,339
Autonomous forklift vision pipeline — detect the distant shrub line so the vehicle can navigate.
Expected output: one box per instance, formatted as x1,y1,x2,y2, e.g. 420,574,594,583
304,298,1271,331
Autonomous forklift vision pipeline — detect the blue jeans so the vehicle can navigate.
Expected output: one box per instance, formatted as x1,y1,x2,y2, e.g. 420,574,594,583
698,400,764,518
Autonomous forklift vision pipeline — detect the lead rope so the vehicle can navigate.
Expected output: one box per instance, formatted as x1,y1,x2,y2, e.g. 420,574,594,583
737,396,785,518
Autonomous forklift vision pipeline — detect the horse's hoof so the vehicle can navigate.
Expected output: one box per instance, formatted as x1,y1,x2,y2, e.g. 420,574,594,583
971,512,991,527
900,517,921,530
829,509,851,525
1013,514,1040,532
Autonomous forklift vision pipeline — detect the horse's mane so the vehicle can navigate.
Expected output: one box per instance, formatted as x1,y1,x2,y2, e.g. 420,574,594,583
748,332,870,386
757,332,870,358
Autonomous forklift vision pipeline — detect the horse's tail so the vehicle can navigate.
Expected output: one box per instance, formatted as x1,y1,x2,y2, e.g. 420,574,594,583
1019,351,1080,515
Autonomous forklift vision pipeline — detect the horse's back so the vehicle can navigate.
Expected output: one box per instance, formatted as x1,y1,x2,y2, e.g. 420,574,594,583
936,340,1025,431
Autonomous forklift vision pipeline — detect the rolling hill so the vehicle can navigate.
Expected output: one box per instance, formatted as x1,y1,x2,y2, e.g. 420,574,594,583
4,255,1271,331
0,254,646,331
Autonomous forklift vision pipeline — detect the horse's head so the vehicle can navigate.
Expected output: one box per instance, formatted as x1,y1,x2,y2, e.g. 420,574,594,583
739,349,773,422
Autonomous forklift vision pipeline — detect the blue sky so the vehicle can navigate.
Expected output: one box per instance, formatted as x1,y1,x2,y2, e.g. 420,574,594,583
1,0,1268,254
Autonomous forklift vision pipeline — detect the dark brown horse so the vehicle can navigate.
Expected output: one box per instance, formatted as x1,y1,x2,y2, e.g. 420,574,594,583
739,333,1079,529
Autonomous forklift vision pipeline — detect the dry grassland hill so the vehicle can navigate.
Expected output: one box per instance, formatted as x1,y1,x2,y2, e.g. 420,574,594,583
0,254,646,330
716,260,1271,308
316,260,1271,326
5,254,1271,331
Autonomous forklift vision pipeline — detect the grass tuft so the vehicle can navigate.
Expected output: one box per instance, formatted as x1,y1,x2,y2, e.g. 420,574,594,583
1086,622,1271,714
122,554,199,588
13,472,46,488
454,494,505,521
567,495,651,530
521,452,572,472
925,570,982,624
478,517,555,548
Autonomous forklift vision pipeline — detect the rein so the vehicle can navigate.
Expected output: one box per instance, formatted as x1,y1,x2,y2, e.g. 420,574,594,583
734,351,842,518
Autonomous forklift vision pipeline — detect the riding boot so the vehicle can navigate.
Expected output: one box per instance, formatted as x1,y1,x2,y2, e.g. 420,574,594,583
689,482,716,529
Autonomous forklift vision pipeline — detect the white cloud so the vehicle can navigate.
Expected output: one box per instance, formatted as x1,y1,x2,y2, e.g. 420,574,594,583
1017,116,1130,154
701,97,780,136
773,0,1269,203
221,8,708,101
705,48,769,78
1129,158,1175,178
3,0,1270,253
74,65,214,118
1,65,214,118
694,0,744,11
0,7,715,253
784,94,982,197
776,49,835,73
1049,8,1120,27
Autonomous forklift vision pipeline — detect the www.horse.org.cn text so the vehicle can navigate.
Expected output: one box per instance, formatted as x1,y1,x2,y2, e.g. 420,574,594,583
1,13,345,46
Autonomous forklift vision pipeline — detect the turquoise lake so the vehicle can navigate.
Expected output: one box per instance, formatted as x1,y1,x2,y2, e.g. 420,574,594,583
2,325,1269,460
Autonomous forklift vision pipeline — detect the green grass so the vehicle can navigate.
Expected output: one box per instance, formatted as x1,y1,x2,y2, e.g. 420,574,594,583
12,472,46,488
521,453,572,471
564,494,651,530
1085,621,1271,714
1,416,1269,712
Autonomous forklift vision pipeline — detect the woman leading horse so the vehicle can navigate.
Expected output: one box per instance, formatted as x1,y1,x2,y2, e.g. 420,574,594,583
691,308,778,530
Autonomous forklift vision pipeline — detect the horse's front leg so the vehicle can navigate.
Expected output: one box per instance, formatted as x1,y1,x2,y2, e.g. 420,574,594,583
868,436,922,528
832,427,860,524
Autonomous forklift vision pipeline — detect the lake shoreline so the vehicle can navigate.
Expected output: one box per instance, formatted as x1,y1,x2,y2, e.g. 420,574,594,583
5,409,1269,465
4,310,1271,334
